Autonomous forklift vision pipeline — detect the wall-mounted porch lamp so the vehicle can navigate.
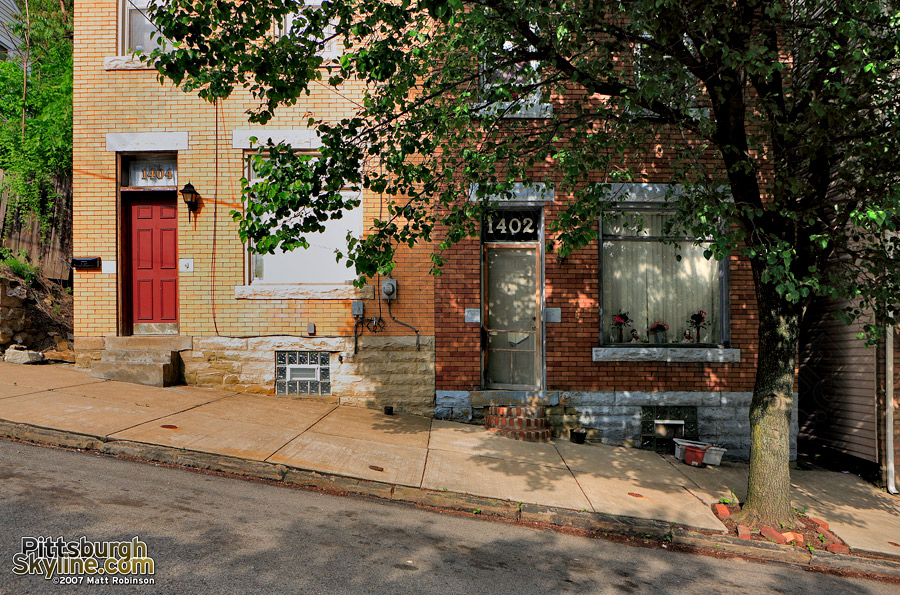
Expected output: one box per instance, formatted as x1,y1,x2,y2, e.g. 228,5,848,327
180,181,199,221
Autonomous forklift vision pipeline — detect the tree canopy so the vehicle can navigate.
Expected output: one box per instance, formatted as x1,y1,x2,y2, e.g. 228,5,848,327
148,0,900,524
0,0,72,232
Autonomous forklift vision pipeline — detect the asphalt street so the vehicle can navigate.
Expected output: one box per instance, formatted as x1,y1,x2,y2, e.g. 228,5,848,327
0,439,893,594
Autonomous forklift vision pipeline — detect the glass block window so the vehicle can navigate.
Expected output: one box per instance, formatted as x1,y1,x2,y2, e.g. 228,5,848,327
275,351,331,395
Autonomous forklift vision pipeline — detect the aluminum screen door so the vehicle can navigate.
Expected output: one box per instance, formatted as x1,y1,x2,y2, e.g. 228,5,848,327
484,245,541,389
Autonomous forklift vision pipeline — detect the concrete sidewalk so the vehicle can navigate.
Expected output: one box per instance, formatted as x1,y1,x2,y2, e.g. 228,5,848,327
1,362,898,567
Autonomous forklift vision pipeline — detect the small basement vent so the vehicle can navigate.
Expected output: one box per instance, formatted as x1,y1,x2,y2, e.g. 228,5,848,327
276,351,331,395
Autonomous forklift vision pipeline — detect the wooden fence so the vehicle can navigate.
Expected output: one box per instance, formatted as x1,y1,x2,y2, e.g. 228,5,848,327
0,170,72,281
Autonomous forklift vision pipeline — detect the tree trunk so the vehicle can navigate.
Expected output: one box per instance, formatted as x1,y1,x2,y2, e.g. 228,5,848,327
739,261,800,526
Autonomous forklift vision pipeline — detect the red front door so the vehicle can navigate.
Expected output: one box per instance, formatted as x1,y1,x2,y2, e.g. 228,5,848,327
129,195,178,331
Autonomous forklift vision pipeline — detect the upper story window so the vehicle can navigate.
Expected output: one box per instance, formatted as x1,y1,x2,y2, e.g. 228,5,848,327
632,35,701,116
276,0,341,60
600,193,727,346
478,40,551,119
123,0,163,55
245,153,362,285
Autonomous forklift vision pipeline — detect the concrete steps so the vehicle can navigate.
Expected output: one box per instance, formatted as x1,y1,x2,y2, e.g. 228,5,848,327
484,405,552,442
91,336,191,387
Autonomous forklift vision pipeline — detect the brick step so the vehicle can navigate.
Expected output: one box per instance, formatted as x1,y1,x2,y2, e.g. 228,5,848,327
487,427,553,442
484,415,548,429
487,405,546,419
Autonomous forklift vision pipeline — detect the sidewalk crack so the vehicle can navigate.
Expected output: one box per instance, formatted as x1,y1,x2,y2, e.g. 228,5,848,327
262,403,338,462
555,443,596,513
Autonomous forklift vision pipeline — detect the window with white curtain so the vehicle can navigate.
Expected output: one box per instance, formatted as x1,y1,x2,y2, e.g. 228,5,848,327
601,209,725,345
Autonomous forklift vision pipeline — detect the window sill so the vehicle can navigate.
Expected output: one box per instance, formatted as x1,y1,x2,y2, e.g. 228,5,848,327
591,346,740,363
104,55,154,70
235,284,375,300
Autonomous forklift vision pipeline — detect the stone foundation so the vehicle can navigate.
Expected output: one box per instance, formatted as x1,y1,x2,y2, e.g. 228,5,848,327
77,334,435,416
436,389,799,460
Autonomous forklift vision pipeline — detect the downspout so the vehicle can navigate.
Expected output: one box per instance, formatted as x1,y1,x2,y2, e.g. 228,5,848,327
886,326,897,494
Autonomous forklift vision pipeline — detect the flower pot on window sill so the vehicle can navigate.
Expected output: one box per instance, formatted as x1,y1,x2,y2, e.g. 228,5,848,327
651,331,667,344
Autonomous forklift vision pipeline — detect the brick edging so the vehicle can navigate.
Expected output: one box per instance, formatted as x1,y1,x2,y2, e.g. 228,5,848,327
3,419,900,579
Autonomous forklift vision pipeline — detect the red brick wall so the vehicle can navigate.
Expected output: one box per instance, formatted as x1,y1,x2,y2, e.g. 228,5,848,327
436,204,759,393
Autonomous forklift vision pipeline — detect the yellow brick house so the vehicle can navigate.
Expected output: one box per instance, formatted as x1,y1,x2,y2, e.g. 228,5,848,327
72,0,436,415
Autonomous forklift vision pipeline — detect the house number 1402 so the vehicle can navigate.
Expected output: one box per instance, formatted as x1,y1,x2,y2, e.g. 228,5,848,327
487,216,535,236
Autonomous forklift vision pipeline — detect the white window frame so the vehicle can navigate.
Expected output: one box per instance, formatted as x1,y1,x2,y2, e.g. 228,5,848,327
243,151,363,287
276,0,342,61
632,35,705,118
122,0,163,56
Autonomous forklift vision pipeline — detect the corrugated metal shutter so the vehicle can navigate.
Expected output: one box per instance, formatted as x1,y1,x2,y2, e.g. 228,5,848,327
799,300,879,462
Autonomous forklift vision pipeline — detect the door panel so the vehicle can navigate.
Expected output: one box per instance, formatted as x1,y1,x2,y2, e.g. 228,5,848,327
484,245,541,389
129,195,178,330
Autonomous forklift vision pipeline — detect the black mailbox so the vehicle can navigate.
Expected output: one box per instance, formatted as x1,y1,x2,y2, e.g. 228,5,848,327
72,257,101,269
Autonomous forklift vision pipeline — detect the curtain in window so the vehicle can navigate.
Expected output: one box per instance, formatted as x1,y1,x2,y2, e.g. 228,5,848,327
602,213,721,344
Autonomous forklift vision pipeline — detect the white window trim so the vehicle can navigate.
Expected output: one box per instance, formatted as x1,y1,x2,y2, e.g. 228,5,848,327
107,0,160,70
278,0,342,61
235,284,375,300
240,151,365,295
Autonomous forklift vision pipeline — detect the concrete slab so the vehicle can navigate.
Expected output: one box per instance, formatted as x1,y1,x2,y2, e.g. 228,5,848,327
0,382,44,400
791,470,900,558
556,441,693,485
421,448,592,511
572,472,725,531
309,406,432,448
55,381,229,410
111,409,301,461
269,432,427,487
188,393,335,431
429,419,567,468
665,458,751,505
0,362,105,390
0,391,189,436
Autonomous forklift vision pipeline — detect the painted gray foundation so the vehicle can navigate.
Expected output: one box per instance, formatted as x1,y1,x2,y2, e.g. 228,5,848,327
435,389,799,460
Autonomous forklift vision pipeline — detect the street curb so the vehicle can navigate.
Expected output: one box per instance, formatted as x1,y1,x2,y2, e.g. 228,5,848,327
0,421,105,450
3,421,900,580
672,529,900,578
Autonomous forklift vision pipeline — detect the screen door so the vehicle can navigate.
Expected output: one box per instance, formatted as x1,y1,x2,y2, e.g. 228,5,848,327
483,245,541,389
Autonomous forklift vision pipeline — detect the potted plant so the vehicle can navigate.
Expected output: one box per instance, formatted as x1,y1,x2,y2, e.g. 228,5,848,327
612,310,632,343
649,321,669,344
687,309,709,343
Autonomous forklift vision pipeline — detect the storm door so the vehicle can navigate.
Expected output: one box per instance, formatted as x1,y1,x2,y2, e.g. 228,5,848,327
482,208,543,390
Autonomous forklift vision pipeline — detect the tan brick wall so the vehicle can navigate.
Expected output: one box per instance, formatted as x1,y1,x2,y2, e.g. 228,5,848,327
73,1,433,349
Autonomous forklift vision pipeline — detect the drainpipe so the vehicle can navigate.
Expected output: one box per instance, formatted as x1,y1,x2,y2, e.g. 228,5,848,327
886,326,897,494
